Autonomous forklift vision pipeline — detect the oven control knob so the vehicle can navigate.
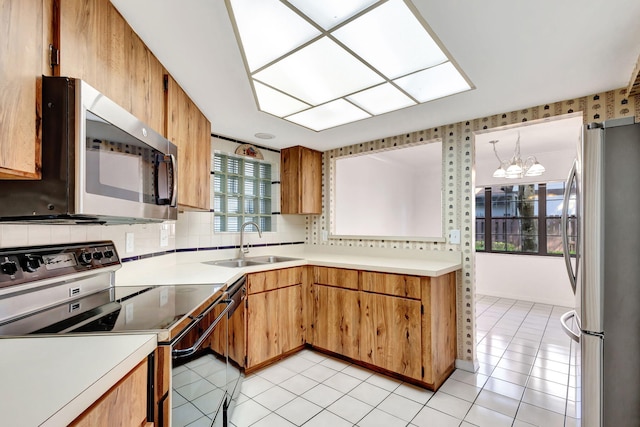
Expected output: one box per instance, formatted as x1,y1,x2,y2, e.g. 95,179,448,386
92,252,103,261
20,255,42,273
78,252,93,266
1,261,18,276
104,250,114,259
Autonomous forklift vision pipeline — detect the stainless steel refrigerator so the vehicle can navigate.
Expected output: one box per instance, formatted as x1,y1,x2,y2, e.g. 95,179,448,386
560,116,640,426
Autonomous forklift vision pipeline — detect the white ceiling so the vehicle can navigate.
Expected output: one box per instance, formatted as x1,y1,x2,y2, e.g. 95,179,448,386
110,0,640,152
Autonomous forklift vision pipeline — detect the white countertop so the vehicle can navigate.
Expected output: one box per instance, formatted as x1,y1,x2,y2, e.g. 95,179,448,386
1,245,460,427
115,246,462,287
0,334,157,427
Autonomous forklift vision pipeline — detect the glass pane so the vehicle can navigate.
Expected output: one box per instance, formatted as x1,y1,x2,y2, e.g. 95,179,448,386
228,196,241,214
244,198,256,214
227,176,241,194
259,163,271,180
475,218,485,251
259,198,271,214
333,0,447,79
214,215,225,233
213,195,225,212
227,157,241,175
254,37,384,106
213,154,225,172
213,174,225,193
259,216,272,232
245,179,257,196
227,216,241,232
244,161,257,178
259,181,271,198
475,189,485,219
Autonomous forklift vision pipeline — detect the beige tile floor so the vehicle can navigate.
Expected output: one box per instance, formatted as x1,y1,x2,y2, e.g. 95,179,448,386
174,295,580,427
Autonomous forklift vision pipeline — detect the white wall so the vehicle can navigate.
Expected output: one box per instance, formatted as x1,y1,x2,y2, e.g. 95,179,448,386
475,252,575,307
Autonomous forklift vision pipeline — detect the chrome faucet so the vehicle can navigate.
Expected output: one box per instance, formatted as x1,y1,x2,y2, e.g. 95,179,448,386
239,221,262,258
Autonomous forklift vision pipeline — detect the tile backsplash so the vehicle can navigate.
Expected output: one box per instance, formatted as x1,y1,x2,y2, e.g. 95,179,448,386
0,136,307,257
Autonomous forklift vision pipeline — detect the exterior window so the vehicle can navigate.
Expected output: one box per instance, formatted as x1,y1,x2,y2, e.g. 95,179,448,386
476,181,576,256
212,153,272,232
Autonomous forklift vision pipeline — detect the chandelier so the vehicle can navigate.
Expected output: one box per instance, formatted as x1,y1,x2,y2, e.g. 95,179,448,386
489,133,545,179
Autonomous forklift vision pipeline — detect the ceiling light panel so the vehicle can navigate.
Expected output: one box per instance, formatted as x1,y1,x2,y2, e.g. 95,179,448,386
346,83,416,115
332,0,448,79
394,61,470,102
228,0,320,71
286,0,379,30
253,37,385,106
253,81,310,117
285,99,371,131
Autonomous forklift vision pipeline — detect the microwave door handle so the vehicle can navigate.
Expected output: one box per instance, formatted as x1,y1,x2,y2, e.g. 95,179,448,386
169,154,178,208
560,310,580,343
562,160,577,294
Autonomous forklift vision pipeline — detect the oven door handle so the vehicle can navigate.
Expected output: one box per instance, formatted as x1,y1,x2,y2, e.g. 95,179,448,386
172,298,234,359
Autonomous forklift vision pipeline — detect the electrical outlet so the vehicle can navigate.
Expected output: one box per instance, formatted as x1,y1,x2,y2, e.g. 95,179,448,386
160,288,169,307
125,304,134,324
125,232,134,253
449,229,461,244
160,226,169,247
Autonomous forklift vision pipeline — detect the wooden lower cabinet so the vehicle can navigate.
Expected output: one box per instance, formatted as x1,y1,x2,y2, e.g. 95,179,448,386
359,292,422,381
70,358,149,427
422,273,457,388
311,267,457,390
246,284,304,369
312,285,360,360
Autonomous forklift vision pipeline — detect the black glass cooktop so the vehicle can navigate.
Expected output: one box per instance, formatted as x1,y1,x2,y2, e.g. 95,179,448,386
0,284,224,338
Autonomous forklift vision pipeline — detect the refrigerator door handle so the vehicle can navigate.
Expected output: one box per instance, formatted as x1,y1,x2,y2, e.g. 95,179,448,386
562,160,578,294
560,310,580,343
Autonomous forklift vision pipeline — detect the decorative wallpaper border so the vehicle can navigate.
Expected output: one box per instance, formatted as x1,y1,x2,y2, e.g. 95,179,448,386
307,87,639,364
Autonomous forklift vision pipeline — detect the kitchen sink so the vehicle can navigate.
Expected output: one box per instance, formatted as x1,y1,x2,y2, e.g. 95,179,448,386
206,255,301,268
247,255,301,264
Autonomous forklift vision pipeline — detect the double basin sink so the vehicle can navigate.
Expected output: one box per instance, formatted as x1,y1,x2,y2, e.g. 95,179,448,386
207,255,301,268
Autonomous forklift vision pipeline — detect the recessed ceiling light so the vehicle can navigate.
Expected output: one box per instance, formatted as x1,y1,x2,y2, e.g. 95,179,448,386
254,132,275,139
227,0,473,132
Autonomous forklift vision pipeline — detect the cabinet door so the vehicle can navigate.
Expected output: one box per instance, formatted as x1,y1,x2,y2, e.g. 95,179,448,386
0,0,52,179
165,74,211,210
280,146,322,214
362,271,421,299
70,359,148,427
58,0,165,133
312,285,360,360
247,267,303,294
246,285,304,368
314,266,358,290
360,292,422,380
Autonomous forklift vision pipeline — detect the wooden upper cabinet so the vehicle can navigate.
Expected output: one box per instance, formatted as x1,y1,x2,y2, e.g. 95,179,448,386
57,0,165,133
165,74,211,211
280,145,322,214
0,0,53,179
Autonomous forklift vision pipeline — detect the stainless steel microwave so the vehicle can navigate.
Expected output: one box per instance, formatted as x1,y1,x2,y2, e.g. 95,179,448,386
0,76,177,224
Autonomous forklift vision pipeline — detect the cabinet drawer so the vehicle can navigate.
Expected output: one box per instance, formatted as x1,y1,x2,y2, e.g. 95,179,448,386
313,267,358,290
361,271,422,299
247,267,303,294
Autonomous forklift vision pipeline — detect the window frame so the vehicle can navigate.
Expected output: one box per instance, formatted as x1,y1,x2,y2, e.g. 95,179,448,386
212,151,273,233
476,182,577,257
